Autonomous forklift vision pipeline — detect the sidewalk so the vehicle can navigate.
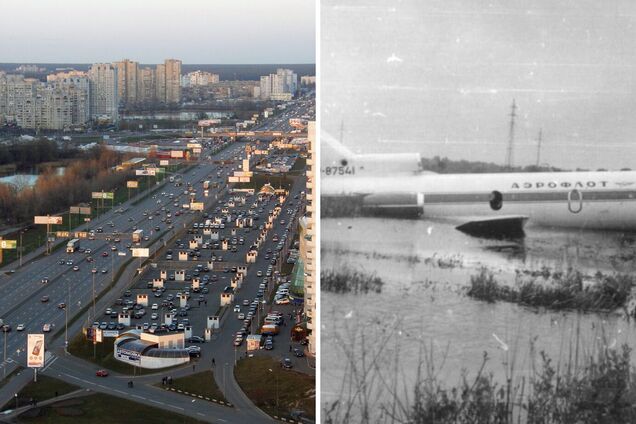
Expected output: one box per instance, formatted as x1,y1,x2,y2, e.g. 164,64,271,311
0,388,92,421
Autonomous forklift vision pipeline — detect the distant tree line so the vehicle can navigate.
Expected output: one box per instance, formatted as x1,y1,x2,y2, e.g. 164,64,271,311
0,145,132,226
0,138,79,171
421,156,564,173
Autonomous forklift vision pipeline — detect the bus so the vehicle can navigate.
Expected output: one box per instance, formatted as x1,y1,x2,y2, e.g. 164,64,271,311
66,239,80,253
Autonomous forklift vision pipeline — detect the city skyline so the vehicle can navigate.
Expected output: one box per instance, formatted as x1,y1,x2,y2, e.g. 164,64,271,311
0,0,315,64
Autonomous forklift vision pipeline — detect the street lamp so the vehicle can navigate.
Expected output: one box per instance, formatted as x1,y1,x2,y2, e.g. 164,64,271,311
268,368,279,416
92,273,96,320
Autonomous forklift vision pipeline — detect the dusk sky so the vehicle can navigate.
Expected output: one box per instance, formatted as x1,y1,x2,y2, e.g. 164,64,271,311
0,0,315,64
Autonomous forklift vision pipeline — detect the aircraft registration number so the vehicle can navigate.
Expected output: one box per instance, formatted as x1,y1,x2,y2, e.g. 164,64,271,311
323,166,356,176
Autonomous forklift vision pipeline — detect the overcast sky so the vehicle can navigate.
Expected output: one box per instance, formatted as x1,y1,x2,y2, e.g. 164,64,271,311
0,0,315,64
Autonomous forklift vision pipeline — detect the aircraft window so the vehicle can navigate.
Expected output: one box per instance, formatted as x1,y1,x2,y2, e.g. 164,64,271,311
340,159,348,166
489,191,503,210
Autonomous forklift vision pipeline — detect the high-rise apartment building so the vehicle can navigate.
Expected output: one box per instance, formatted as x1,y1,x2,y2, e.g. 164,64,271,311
186,70,219,86
155,64,166,104
138,67,156,104
164,59,182,104
302,121,316,356
46,71,90,125
87,63,118,122
113,59,139,106
259,68,298,101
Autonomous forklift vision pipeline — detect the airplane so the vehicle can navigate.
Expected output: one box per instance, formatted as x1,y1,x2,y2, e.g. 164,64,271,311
321,132,636,238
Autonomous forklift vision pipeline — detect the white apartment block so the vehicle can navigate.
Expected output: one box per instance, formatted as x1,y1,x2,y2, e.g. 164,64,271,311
87,63,119,122
164,59,182,104
186,70,220,86
303,121,316,356
259,68,298,101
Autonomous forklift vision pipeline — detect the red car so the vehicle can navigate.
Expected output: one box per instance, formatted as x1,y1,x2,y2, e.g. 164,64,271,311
96,370,109,377
102,252,109,257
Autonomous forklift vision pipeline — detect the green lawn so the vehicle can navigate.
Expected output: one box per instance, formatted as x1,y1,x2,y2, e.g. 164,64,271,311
0,374,80,411
17,392,205,423
157,370,227,403
234,356,315,420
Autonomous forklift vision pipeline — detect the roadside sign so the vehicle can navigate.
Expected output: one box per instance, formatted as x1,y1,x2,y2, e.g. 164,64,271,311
127,181,139,188
73,231,88,239
103,192,114,200
0,240,17,249
132,248,150,258
56,231,70,238
118,252,127,256
27,334,44,368
34,216,63,225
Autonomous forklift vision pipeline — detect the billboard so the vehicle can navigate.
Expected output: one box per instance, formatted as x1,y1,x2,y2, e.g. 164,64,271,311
170,150,184,158
127,180,139,188
27,334,45,368
91,192,114,200
69,206,91,215
95,328,103,343
159,160,169,166
190,202,204,211
136,169,156,176
34,216,63,225
103,192,114,200
132,248,150,258
91,192,102,199
56,231,70,238
103,330,119,338
197,119,220,127
0,240,17,249
187,143,202,149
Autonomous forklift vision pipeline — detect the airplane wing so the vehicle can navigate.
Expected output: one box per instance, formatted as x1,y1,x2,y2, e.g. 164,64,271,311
454,215,529,239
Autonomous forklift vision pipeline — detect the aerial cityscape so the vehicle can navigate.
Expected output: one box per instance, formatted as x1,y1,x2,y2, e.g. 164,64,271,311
0,0,315,423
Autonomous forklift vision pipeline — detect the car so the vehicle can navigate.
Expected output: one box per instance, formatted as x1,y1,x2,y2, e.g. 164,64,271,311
66,260,73,265
294,348,305,357
233,337,243,346
233,305,241,313
110,245,117,251
41,296,49,303
40,277,49,284
1,325,10,332
188,336,204,343
152,303,158,310
99,322,108,329
186,346,201,357
242,299,250,306
84,248,92,254
282,358,293,369
102,251,109,257
101,268,108,274
151,313,158,320
72,265,81,271
42,324,52,332
92,268,98,274
257,271,263,277
264,341,274,350
124,290,132,297
237,313,245,320
58,303,66,309
96,370,109,377
16,324,25,331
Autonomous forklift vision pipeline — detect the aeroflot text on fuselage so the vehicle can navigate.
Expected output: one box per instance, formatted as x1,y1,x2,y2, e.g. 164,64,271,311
511,181,610,189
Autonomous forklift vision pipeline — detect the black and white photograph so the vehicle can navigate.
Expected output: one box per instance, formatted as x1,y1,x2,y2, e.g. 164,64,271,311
321,0,636,422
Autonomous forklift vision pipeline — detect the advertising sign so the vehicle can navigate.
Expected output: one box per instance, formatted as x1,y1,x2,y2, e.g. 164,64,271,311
69,206,90,214
190,202,204,211
73,231,88,239
103,330,119,338
56,231,70,238
126,180,139,188
116,347,140,362
95,328,103,343
103,192,114,200
27,334,45,368
170,150,184,158
91,192,103,199
159,160,169,166
132,248,150,258
135,169,156,176
34,216,63,225
0,240,17,249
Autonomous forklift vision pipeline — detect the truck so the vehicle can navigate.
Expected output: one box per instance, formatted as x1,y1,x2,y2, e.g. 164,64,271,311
203,180,210,190
66,238,80,253
260,324,280,336
132,229,144,244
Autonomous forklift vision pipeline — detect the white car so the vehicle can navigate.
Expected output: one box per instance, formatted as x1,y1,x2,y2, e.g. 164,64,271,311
152,303,158,310
237,313,245,320
16,324,25,331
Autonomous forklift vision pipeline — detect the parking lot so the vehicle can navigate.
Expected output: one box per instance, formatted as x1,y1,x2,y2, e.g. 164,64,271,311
93,160,308,366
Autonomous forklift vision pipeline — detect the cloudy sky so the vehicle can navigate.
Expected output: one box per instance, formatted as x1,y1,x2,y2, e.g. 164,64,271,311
0,0,315,64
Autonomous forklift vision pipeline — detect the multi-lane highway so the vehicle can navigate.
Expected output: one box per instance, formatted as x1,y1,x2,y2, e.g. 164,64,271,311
0,142,245,379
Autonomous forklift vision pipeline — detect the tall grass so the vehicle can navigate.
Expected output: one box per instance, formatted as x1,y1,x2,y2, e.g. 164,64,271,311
322,317,636,424
322,268,384,294
467,268,634,312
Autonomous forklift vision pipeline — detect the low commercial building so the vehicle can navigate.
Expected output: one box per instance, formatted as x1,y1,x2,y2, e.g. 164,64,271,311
114,329,190,369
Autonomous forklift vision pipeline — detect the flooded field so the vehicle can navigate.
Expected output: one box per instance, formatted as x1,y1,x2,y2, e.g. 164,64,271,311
321,217,636,420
